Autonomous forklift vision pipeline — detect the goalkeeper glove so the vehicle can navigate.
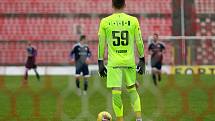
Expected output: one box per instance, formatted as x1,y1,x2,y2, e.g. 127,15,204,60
98,60,107,77
136,57,145,75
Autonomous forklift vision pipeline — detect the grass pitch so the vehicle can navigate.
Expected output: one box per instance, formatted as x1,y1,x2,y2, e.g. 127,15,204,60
0,74,214,121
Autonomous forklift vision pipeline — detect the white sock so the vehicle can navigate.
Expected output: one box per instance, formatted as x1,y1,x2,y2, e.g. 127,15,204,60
136,118,142,121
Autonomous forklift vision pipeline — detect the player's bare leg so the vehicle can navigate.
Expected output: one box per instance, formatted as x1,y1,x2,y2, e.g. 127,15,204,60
83,76,89,95
75,76,81,95
154,68,162,82
127,85,142,121
152,68,157,86
33,68,40,81
75,76,80,88
22,68,29,86
112,87,124,121
157,70,162,82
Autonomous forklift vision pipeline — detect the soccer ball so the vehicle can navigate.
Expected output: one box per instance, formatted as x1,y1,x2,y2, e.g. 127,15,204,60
97,111,112,121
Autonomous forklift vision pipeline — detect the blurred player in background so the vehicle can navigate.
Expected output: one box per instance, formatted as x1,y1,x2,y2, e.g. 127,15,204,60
23,41,40,85
70,35,91,95
98,0,145,120
148,33,165,86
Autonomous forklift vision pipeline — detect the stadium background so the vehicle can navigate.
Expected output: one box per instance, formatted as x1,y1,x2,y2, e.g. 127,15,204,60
0,0,214,121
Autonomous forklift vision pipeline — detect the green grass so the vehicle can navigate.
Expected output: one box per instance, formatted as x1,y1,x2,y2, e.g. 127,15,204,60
0,74,214,121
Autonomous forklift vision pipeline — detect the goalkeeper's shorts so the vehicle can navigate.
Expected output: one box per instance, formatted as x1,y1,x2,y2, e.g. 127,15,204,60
107,66,136,88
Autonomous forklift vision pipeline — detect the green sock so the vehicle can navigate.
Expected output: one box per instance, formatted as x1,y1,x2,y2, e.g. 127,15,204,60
128,87,141,113
112,90,123,117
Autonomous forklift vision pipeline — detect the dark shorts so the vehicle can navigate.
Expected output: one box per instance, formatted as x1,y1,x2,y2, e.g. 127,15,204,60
75,63,89,76
25,57,37,69
151,54,163,70
151,61,162,70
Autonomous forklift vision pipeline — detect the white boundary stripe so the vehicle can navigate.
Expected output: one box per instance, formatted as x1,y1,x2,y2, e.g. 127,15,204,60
0,65,170,75
1,65,215,75
157,36,215,40
0,65,97,75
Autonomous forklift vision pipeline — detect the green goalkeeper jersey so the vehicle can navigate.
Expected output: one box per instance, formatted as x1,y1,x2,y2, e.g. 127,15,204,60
98,13,144,67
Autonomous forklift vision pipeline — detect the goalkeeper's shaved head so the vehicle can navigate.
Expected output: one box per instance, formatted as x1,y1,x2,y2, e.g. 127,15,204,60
112,0,126,10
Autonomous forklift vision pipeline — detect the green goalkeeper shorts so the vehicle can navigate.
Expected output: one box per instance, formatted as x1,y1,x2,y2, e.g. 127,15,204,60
107,66,136,88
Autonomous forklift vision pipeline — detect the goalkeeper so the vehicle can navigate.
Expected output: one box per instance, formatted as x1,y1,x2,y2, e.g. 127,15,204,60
97,0,145,121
